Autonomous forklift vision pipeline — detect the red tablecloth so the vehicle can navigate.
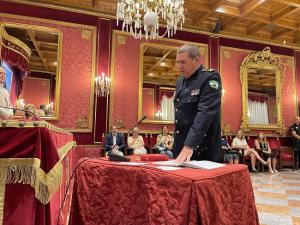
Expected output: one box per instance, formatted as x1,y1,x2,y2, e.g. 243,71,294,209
70,159,259,225
0,121,75,225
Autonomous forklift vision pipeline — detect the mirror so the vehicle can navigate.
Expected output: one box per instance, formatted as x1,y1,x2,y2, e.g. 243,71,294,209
139,43,178,123
240,47,285,133
0,23,62,119
138,42,207,124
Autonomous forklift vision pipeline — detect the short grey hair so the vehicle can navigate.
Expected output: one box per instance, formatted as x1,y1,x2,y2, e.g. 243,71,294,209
132,127,139,133
177,45,200,59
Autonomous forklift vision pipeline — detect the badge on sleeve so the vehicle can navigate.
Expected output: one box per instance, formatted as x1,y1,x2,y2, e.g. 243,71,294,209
209,80,219,90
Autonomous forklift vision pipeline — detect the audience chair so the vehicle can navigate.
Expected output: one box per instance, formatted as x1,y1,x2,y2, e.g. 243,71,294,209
279,146,295,171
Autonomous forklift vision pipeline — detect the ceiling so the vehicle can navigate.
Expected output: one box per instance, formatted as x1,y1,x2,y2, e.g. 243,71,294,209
4,26,58,74
8,0,300,49
143,46,179,86
248,67,276,94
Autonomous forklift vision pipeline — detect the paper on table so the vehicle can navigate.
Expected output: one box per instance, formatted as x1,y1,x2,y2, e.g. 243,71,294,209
152,160,225,169
156,166,183,171
152,160,180,166
118,162,148,166
183,160,225,169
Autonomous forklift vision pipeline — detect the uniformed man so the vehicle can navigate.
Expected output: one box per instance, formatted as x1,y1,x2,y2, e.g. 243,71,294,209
290,117,300,169
174,44,222,163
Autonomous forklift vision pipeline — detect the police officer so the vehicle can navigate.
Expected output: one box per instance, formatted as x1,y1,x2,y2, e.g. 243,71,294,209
290,117,300,169
174,45,222,163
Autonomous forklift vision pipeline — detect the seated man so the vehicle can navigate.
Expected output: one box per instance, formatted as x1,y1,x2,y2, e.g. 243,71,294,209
156,126,174,159
0,67,13,119
104,125,126,156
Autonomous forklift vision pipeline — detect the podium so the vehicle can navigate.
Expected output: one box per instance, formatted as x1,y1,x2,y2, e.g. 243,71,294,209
0,120,76,225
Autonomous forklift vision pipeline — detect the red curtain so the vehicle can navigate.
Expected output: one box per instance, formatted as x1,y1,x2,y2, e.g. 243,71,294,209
248,94,268,103
1,41,30,72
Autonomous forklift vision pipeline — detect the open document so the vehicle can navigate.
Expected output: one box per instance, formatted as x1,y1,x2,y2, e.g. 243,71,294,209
152,160,226,169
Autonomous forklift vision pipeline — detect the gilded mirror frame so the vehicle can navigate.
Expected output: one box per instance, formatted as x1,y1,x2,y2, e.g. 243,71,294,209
0,22,62,120
240,47,285,134
138,42,208,124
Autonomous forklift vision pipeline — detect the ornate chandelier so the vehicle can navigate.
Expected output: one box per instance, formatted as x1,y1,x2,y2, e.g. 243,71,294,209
95,73,111,97
116,0,185,40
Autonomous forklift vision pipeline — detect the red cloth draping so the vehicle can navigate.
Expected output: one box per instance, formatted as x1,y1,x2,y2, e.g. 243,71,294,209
140,154,169,161
70,159,259,225
0,127,73,172
160,90,174,100
248,94,268,103
0,126,74,225
1,44,30,72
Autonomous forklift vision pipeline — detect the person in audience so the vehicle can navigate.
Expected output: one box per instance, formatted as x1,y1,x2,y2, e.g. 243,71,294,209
254,132,278,174
104,125,126,156
127,127,147,155
290,117,300,169
39,104,50,116
0,67,13,119
24,104,38,120
156,126,174,159
231,130,268,172
173,44,222,163
221,130,239,164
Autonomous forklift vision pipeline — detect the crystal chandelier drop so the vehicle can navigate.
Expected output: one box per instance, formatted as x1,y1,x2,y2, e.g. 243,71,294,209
116,0,185,40
95,73,111,97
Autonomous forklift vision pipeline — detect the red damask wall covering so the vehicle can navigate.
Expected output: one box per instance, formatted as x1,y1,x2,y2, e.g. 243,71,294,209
0,15,96,132
21,77,50,107
220,47,296,133
110,31,208,132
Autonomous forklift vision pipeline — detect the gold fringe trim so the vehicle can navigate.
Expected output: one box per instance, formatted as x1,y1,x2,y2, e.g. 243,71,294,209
0,182,5,225
0,120,73,135
0,141,76,205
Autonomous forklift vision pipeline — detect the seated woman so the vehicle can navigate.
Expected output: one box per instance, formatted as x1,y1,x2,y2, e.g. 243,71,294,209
221,130,239,164
156,126,174,159
231,130,268,172
127,127,147,155
254,132,278,174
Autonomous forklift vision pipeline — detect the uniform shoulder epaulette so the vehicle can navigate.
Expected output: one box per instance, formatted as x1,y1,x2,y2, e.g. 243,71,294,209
202,68,215,72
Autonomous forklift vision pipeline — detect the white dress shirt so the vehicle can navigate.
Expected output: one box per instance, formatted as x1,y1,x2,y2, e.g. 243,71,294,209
0,85,13,119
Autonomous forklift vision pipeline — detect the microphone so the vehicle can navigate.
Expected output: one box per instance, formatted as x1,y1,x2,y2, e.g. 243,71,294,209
108,114,147,162
138,115,147,123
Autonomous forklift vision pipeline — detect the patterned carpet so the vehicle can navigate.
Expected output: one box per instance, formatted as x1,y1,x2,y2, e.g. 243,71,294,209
251,170,300,225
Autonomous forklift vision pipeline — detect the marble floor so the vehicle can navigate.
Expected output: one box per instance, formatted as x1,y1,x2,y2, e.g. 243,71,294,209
251,169,300,225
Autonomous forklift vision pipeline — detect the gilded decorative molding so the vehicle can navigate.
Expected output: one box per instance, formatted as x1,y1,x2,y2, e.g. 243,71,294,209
240,47,285,134
117,35,127,46
76,116,89,129
80,28,92,41
223,50,231,59
114,119,125,129
199,47,206,56
223,123,233,135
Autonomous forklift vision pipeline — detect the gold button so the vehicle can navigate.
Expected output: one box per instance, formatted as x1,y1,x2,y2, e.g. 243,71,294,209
175,109,178,112
175,120,178,123
176,130,180,134
187,100,190,102
177,98,179,102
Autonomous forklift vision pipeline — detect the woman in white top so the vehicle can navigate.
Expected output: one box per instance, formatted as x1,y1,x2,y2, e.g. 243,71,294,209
231,130,268,172
127,127,147,155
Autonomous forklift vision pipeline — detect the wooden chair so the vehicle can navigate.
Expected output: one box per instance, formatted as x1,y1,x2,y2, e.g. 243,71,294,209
279,146,295,171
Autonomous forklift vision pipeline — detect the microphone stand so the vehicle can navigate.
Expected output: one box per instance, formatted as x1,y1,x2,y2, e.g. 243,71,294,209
108,115,147,161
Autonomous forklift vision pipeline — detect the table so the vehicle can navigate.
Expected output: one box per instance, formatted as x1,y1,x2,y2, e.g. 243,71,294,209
0,120,76,225
69,158,259,225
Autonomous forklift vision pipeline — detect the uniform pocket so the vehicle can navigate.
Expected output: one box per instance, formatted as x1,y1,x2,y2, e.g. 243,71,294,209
182,95,198,103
